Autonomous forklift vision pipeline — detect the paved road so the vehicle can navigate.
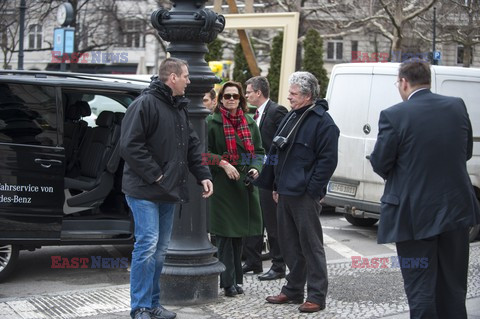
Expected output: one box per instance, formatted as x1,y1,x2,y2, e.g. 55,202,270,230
1,210,396,298
1,210,479,318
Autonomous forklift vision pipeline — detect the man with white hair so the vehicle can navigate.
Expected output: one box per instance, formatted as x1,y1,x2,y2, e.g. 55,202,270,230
254,71,339,313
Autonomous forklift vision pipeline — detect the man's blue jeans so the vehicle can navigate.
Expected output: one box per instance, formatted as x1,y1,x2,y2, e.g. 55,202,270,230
126,196,175,316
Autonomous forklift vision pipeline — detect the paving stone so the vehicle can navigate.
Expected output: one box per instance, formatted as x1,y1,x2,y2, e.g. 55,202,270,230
0,245,479,318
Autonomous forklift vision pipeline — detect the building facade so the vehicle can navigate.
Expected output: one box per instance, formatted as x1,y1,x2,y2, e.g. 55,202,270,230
1,0,479,75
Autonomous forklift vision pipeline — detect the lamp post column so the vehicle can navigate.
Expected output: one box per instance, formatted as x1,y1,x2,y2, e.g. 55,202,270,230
151,1,225,305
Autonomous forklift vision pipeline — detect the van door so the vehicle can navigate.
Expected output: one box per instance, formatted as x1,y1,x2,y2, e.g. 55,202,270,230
326,65,373,200
0,83,64,240
363,66,403,201
435,73,480,190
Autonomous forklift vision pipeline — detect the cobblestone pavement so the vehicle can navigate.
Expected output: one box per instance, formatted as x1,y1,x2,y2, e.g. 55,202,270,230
0,244,479,319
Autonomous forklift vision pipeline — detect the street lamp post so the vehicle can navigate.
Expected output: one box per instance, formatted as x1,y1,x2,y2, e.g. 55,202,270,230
18,0,26,70
150,0,226,305
432,7,438,65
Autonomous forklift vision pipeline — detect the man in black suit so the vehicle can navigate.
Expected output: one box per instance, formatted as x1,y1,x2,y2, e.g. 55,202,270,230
370,61,480,319
242,76,288,280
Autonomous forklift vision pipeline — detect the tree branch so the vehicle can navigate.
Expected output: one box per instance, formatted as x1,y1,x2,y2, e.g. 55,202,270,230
405,0,438,20
371,20,394,41
378,0,399,29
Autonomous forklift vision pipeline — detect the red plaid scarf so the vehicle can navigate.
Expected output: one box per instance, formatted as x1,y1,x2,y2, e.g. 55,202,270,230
219,106,255,163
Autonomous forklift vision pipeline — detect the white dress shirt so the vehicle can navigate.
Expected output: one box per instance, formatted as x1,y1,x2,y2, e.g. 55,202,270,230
255,99,269,126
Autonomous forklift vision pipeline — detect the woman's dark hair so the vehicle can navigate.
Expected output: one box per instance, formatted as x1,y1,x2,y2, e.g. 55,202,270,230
214,81,248,113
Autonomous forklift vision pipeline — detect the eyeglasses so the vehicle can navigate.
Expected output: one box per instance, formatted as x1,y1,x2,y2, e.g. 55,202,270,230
394,78,404,88
223,93,240,100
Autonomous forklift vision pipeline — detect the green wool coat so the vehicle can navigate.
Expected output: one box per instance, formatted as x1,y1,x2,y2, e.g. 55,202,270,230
206,111,265,238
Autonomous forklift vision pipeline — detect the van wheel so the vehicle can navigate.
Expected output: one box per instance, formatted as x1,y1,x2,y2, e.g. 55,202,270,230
344,214,378,227
469,225,480,242
0,244,19,282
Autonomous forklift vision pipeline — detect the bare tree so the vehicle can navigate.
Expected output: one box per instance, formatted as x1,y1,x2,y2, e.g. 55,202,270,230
0,1,20,69
437,0,479,67
374,0,437,54
0,0,171,70
255,0,439,63
0,0,45,68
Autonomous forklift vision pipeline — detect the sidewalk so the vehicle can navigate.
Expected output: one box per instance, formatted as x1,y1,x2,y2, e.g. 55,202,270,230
1,244,479,319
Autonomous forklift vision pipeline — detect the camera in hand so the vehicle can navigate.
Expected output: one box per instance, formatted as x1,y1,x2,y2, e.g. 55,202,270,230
272,135,289,150
243,171,255,192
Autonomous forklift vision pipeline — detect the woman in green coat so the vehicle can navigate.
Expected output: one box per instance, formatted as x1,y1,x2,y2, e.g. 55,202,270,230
206,81,265,297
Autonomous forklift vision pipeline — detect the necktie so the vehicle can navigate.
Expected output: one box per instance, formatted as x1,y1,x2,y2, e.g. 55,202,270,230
253,109,259,121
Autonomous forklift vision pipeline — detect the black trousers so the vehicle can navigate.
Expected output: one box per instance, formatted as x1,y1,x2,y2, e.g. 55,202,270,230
277,193,327,306
243,189,285,272
216,236,243,288
396,228,469,319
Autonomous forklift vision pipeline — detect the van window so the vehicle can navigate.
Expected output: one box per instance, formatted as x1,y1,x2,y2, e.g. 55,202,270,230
440,80,480,138
0,84,57,146
75,94,126,127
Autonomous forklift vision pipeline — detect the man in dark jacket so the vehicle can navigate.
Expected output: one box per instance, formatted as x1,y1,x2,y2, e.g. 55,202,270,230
120,58,213,319
256,72,339,313
370,61,480,319
242,76,288,280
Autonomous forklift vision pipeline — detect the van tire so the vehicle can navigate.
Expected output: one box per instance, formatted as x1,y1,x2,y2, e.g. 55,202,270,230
344,214,378,227
0,244,19,282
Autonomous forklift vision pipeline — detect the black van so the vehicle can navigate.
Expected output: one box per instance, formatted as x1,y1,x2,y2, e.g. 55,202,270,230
0,71,148,281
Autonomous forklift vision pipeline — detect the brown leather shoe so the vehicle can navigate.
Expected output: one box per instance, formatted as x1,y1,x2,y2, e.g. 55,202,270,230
266,293,303,304
298,301,325,313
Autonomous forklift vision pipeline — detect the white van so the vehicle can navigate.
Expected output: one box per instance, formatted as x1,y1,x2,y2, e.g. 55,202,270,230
323,63,480,241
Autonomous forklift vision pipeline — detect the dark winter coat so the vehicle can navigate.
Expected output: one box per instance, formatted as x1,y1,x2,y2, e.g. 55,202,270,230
255,99,339,202
206,111,265,237
120,78,211,203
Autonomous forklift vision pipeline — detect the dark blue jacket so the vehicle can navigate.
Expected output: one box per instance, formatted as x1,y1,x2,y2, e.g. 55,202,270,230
255,99,339,201
370,89,480,244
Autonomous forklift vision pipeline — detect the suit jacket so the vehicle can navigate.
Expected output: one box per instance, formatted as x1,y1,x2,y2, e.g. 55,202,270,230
370,89,480,244
258,100,288,151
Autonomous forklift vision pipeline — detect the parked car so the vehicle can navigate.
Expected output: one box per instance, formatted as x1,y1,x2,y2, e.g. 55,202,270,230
0,70,150,281
323,63,480,242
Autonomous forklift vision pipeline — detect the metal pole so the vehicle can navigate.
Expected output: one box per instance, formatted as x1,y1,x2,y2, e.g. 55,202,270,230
432,7,437,65
151,0,226,305
18,0,26,70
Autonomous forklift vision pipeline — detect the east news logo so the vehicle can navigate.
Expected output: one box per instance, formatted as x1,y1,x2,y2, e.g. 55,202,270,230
51,256,129,269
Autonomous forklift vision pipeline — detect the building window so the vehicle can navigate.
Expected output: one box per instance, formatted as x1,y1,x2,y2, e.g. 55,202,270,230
457,46,463,64
28,24,42,49
351,40,358,61
123,20,144,48
327,41,343,60
457,45,473,65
